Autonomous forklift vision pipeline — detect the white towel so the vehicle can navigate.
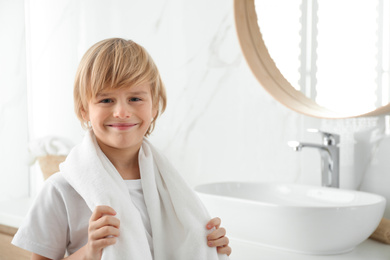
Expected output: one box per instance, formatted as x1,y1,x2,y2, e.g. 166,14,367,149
61,130,228,260
28,136,74,164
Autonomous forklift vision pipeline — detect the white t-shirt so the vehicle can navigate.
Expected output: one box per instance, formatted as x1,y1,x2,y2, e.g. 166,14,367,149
12,172,153,259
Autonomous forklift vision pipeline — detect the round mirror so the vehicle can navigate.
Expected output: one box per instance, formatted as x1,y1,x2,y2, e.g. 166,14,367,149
234,0,390,118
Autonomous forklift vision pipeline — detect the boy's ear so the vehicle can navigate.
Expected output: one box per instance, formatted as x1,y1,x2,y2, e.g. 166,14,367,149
81,107,90,121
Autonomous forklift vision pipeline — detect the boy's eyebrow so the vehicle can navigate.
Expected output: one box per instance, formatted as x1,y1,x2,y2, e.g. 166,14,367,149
96,92,110,98
129,91,149,96
96,90,149,97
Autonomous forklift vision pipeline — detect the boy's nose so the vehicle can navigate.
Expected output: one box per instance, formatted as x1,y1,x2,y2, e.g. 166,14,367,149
113,103,132,119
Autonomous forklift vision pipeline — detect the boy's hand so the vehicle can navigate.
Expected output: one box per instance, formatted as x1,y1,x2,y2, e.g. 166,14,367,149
86,205,120,260
206,217,232,256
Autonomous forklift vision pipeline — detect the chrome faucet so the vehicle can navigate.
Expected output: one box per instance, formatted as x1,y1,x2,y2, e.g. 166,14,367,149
288,129,340,188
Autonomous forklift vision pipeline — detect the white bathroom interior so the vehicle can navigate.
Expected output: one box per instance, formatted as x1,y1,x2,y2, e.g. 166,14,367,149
2,0,390,259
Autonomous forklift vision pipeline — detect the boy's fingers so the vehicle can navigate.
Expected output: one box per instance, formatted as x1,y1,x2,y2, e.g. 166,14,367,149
207,236,229,248
89,236,117,250
90,205,117,222
90,225,120,240
95,214,121,229
217,245,232,256
207,227,226,241
206,217,221,230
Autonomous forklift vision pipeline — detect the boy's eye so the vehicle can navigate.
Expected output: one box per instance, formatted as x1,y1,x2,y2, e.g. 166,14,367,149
100,98,113,103
130,97,141,102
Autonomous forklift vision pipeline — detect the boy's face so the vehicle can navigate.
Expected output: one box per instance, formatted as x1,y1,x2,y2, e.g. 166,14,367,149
83,83,157,153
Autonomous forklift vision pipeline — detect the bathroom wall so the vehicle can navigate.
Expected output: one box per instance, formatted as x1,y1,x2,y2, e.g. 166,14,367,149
3,0,390,217
23,0,304,189
0,0,29,200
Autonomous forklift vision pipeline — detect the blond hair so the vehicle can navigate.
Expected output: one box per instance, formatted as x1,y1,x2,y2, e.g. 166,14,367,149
74,38,167,136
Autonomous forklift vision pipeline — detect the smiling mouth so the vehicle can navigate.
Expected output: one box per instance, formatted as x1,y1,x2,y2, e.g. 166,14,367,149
107,123,138,130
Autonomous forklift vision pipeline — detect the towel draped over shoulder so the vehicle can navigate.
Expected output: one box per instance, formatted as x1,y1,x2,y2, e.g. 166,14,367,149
60,130,228,260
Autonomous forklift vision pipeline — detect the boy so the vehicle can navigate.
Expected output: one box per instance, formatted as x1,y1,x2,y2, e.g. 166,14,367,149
12,38,231,259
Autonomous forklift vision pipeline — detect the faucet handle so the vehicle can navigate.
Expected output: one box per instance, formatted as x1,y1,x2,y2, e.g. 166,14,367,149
307,128,340,146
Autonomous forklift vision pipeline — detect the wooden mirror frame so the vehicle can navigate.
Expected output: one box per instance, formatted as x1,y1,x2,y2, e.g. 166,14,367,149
234,0,390,118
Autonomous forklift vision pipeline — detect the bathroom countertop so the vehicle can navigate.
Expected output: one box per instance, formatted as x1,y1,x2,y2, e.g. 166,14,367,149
1,198,389,259
229,238,390,260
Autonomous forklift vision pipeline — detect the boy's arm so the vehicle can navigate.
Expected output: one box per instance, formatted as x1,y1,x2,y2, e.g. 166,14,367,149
31,253,51,260
206,217,232,256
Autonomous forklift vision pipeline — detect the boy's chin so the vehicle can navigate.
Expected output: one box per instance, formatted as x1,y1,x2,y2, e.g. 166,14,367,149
109,137,144,150
95,133,144,151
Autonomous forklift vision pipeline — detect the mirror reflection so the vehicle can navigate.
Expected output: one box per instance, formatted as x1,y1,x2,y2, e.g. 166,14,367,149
255,0,390,114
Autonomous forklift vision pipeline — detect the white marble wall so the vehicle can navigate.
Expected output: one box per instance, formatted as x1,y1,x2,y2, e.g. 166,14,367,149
0,0,29,200
2,0,390,217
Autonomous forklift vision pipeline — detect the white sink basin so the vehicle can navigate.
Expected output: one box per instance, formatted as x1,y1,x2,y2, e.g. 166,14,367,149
195,182,386,255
